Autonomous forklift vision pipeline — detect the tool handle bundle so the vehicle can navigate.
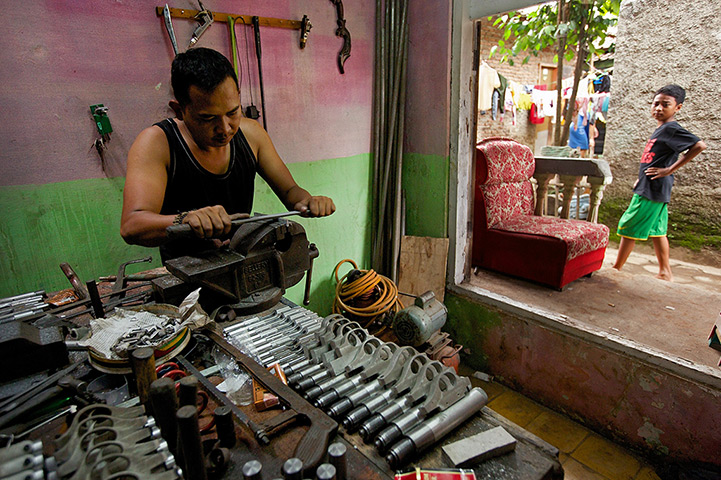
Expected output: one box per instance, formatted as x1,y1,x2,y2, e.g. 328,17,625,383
222,305,488,469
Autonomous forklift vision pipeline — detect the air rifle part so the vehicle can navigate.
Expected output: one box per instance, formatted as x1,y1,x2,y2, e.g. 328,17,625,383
188,1,213,47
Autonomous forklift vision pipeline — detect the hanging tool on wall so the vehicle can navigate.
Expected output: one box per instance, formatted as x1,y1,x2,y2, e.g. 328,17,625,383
89,104,112,167
188,1,213,48
227,15,239,77
330,0,351,73
162,4,179,55
157,6,313,126
251,16,267,130
240,17,260,121
156,7,313,50
300,15,312,49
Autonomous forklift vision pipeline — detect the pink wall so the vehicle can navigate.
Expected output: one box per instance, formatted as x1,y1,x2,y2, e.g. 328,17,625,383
405,1,451,157
0,0,374,186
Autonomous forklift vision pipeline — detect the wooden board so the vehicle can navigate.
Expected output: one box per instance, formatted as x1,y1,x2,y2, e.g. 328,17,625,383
398,236,450,302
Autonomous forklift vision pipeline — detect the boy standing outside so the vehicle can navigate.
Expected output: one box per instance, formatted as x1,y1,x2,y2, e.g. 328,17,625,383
613,84,706,280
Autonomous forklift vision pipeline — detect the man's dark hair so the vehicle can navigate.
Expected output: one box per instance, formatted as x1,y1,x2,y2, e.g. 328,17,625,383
655,84,686,104
171,48,238,106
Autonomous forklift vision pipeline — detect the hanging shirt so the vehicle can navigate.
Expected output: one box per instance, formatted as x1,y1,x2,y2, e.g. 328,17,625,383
479,63,501,111
633,121,700,203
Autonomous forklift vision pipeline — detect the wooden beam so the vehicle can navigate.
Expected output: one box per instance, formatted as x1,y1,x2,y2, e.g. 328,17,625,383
155,6,302,30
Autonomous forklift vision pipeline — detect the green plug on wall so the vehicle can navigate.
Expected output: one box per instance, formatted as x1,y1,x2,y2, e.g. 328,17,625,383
90,104,113,137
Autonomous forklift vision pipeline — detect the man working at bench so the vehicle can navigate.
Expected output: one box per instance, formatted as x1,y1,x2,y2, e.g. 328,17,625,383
120,47,335,261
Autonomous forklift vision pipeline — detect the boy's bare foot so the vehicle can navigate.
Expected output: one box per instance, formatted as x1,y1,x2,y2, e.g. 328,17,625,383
656,271,673,281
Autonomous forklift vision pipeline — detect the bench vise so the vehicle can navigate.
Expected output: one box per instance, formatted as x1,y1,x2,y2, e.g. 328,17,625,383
164,217,318,313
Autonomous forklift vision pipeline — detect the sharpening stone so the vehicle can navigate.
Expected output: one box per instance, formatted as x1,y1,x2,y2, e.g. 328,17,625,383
441,426,517,467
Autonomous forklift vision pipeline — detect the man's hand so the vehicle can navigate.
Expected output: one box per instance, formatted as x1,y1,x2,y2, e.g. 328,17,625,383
294,196,336,217
182,205,233,238
645,166,672,180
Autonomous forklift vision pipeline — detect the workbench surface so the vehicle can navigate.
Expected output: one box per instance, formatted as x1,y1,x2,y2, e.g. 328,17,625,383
5,289,562,480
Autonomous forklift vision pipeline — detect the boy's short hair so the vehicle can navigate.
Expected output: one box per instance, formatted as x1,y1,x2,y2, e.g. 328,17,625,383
171,48,238,106
655,84,686,104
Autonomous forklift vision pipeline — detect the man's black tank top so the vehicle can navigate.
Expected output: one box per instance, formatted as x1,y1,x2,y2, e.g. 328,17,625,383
155,119,258,261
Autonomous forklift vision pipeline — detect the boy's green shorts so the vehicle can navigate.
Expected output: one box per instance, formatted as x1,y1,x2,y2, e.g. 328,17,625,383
617,194,668,240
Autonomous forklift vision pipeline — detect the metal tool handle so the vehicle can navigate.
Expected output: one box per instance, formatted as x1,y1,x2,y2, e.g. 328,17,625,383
165,211,301,239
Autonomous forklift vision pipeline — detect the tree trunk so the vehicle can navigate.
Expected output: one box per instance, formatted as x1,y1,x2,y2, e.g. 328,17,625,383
553,0,566,145
561,4,590,146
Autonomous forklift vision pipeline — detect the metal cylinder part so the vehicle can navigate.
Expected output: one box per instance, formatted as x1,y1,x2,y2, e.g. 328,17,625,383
374,424,402,453
358,414,386,443
327,398,352,419
341,405,370,431
178,376,199,407
214,406,236,448
295,376,317,392
304,385,323,400
313,390,339,409
327,443,346,480
176,404,208,480
130,347,157,407
315,463,336,480
149,377,179,455
385,387,489,469
282,457,303,480
242,460,263,480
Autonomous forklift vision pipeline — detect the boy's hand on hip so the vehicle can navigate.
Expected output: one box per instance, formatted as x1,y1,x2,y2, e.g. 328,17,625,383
646,166,672,180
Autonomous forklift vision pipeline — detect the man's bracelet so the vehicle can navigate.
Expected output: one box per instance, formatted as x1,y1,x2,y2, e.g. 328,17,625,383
173,211,191,225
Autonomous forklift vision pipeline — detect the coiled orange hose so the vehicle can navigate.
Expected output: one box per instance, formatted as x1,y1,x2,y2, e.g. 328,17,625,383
332,259,404,327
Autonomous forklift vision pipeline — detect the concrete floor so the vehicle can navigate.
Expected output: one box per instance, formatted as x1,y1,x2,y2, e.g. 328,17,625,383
469,244,721,369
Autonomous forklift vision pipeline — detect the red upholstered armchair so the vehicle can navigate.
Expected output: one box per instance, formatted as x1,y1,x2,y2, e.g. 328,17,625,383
472,137,609,289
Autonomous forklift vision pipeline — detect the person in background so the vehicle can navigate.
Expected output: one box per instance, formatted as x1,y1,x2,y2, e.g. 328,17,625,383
568,105,590,157
613,84,706,280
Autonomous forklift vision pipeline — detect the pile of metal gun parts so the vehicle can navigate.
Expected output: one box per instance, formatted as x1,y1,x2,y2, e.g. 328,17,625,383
222,304,489,471
0,404,176,480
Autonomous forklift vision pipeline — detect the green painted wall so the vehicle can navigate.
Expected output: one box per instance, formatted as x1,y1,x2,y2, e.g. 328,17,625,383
402,153,449,238
0,155,372,316
253,154,373,315
0,177,161,298
444,291,503,372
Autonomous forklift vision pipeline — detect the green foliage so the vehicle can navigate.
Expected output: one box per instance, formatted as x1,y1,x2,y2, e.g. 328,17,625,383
488,0,620,65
